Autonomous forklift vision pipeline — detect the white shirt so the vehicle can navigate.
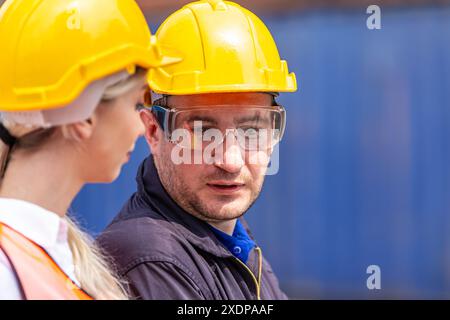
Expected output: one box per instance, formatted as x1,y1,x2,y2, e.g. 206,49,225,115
0,198,80,300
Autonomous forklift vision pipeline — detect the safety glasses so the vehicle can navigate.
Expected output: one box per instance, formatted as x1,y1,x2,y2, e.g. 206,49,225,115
139,103,286,151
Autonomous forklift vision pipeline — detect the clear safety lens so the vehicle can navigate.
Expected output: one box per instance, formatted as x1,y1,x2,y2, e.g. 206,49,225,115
152,105,286,151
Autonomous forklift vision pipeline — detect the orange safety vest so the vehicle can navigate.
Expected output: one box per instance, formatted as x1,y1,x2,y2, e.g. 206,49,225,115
0,222,93,300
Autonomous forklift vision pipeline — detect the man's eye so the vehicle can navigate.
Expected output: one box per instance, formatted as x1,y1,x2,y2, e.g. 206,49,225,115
189,126,214,134
202,126,215,133
240,126,263,132
187,122,215,132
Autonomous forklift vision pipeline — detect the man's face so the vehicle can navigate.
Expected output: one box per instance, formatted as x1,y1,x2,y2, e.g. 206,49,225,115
145,92,276,224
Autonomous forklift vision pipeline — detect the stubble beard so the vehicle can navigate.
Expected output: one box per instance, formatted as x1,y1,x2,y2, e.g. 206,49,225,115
153,150,263,224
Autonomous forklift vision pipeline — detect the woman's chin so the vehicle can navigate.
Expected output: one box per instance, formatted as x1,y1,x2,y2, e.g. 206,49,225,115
89,168,122,184
108,168,123,183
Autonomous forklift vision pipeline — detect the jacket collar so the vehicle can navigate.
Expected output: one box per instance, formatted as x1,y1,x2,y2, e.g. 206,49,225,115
136,155,235,259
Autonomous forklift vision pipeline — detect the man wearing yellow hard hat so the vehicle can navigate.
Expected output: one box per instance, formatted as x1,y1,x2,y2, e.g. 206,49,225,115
98,0,297,299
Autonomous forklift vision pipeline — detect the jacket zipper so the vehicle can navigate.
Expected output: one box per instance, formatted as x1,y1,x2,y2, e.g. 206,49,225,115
233,247,263,300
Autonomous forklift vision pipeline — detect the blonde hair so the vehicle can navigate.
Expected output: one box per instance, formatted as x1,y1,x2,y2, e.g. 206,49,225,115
65,217,127,300
0,68,148,299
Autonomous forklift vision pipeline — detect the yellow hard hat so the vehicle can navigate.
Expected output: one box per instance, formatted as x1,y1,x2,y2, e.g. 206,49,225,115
148,0,297,95
0,0,182,111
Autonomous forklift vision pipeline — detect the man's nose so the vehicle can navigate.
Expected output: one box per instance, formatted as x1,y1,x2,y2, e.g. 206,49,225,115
213,132,244,173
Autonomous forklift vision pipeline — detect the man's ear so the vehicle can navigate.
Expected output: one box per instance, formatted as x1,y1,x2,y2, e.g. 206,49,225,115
140,110,162,153
61,115,97,142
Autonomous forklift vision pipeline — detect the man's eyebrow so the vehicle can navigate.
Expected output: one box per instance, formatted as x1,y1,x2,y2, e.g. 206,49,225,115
235,114,271,125
185,115,218,125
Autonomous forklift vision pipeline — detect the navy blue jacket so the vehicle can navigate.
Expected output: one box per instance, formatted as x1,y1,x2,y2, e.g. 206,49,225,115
97,156,287,300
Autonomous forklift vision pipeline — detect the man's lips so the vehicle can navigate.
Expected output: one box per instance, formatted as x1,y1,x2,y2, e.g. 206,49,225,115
206,181,245,194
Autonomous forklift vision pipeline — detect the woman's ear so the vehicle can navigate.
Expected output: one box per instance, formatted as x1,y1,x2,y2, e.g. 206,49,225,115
61,114,97,142
140,109,162,152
